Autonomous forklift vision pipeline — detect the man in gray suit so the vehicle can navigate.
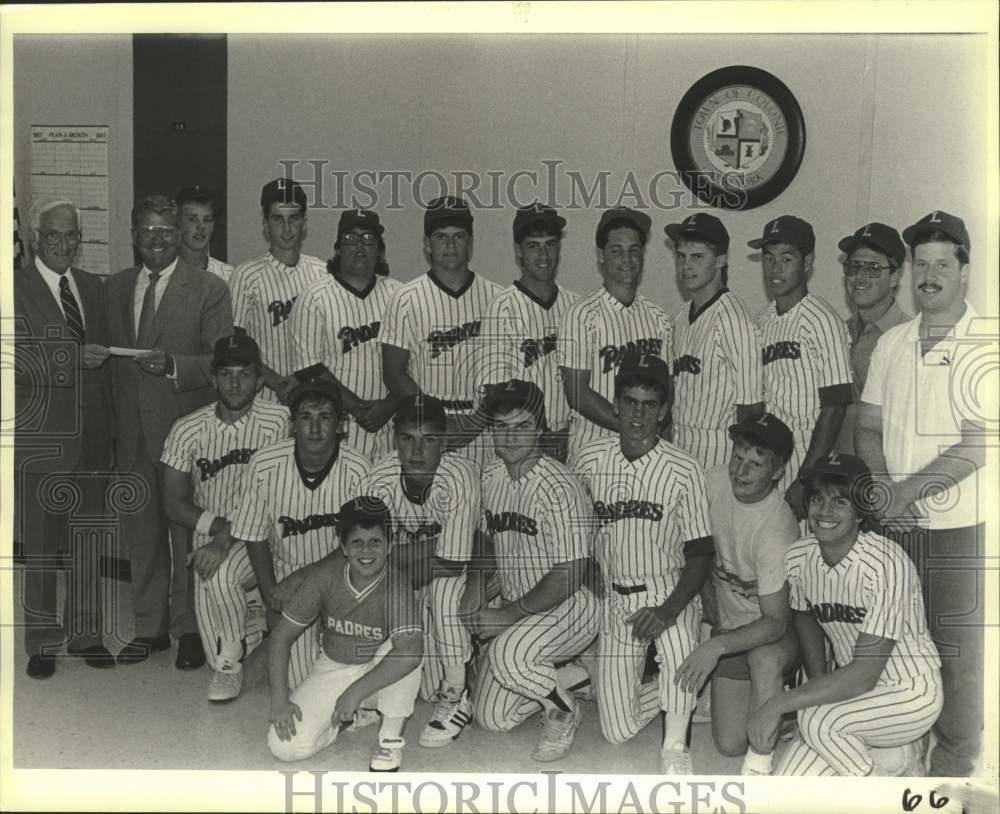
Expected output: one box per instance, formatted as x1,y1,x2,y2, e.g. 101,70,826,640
14,198,115,678
105,194,233,667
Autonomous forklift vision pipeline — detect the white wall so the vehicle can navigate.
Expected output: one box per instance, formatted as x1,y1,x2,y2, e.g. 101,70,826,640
13,35,135,274
228,33,991,317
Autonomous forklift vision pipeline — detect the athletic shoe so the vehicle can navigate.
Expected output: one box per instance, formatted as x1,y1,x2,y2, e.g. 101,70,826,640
557,660,593,702
661,742,694,775
741,752,773,776
532,704,583,762
418,687,473,748
370,736,405,772
347,708,380,732
207,665,243,703
871,740,926,777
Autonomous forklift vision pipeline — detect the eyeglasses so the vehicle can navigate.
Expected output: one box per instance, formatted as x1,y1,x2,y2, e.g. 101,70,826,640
39,230,82,246
341,233,379,246
843,260,894,278
136,225,179,239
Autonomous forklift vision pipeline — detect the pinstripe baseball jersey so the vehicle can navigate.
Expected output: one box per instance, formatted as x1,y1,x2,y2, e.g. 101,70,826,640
478,282,579,431
207,256,234,285
673,289,761,468
381,271,501,410
363,452,480,562
557,288,674,452
291,273,402,458
229,438,371,569
785,530,941,684
574,438,712,584
282,549,422,665
230,252,327,387
160,399,290,547
480,456,593,601
755,293,853,433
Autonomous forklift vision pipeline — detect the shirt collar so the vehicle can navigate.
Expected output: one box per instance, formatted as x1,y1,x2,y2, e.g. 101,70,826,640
141,257,179,280
909,300,976,342
850,300,907,335
35,255,67,279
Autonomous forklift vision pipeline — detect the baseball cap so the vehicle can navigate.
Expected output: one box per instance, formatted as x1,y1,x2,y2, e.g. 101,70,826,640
799,451,872,486
748,215,816,254
260,178,308,212
392,393,447,429
424,195,473,236
902,211,970,252
837,222,905,268
512,203,566,243
596,206,652,244
614,353,672,390
483,378,547,421
664,213,730,254
337,495,392,540
175,184,222,213
287,377,343,416
338,208,384,237
211,334,261,368
728,412,794,462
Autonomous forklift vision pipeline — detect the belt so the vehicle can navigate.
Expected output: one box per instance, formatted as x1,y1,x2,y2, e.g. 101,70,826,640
439,399,474,412
611,582,646,595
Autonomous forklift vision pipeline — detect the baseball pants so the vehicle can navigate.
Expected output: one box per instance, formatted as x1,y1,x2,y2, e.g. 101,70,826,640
596,580,701,744
474,590,600,731
267,641,422,762
776,672,943,776
419,573,473,700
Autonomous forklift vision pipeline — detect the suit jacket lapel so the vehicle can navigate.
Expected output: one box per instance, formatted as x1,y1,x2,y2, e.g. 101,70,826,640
22,261,67,330
122,267,139,346
146,259,191,346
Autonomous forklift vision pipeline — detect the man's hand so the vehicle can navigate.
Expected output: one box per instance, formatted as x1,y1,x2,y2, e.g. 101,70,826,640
134,348,174,376
356,397,397,433
625,605,677,641
875,478,923,533
675,637,724,693
747,699,782,754
81,343,110,369
332,685,365,726
188,541,229,581
784,479,807,520
269,700,303,741
470,606,517,640
272,375,298,404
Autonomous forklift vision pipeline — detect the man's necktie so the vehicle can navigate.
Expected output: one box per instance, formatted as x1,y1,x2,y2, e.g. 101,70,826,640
137,271,160,346
58,275,86,343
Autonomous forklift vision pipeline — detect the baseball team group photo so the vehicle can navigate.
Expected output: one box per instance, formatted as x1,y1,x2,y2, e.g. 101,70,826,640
6,21,996,792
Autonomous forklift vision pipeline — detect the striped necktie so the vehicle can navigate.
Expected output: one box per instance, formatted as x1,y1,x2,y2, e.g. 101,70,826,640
58,275,86,343
137,271,160,346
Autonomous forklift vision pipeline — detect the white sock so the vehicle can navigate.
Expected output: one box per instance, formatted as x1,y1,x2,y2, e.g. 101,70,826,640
442,664,466,689
379,716,405,741
742,748,772,773
663,713,689,751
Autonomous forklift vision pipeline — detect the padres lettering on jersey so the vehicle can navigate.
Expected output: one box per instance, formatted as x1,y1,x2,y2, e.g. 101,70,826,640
195,447,256,481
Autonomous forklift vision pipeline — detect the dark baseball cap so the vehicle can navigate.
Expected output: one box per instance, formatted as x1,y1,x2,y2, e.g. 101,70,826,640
614,353,672,390
748,215,815,254
837,222,905,268
392,393,447,429
512,203,566,243
728,412,794,461
664,213,730,254
596,206,652,244
338,208,385,237
424,195,473,236
902,210,970,252
175,184,222,214
211,334,261,368
287,377,343,416
799,451,872,486
260,178,308,212
483,378,547,421
337,495,392,540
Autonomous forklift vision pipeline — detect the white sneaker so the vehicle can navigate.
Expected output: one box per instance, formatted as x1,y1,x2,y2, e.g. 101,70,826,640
532,704,583,762
370,736,404,772
346,708,380,732
871,740,925,776
661,742,694,775
741,752,773,776
207,665,243,703
419,687,473,748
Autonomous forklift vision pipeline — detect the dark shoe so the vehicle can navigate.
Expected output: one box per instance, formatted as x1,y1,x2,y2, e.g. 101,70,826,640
175,633,206,671
116,634,171,665
27,653,56,679
68,644,116,669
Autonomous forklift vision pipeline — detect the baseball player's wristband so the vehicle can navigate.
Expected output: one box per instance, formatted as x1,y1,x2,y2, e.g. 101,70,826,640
195,510,218,537
818,382,854,406
682,535,715,560
611,582,647,596
439,399,474,411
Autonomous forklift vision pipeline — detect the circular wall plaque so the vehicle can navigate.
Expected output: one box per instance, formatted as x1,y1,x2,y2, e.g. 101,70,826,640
670,65,806,210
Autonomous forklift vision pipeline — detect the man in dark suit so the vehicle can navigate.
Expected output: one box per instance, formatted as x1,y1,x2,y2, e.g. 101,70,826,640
14,198,115,678
105,194,233,667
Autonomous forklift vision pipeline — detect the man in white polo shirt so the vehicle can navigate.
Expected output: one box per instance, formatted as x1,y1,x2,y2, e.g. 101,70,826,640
856,210,992,777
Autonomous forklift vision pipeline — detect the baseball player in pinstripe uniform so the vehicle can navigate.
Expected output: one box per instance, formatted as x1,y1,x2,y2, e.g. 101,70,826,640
462,379,600,762
160,335,289,701
750,452,942,776
362,394,480,748
292,209,402,461
574,354,714,775
175,185,234,284
558,207,674,464
477,204,578,462
228,378,371,689
381,196,500,469
230,178,326,403
750,216,853,518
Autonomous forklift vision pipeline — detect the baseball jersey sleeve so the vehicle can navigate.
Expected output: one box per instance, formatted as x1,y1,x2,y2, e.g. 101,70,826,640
436,460,480,562
784,545,809,611
809,310,854,406
290,286,328,371
281,564,327,627
229,264,256,335
539,472,594,564
386,568,424,638
475,294,513,388
755,505,799,597
678,462,714,559
160,416,196,473
229,454,274,542
380,286,415,353
557,301,592,372
859,548,907,642
719,307,762,405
